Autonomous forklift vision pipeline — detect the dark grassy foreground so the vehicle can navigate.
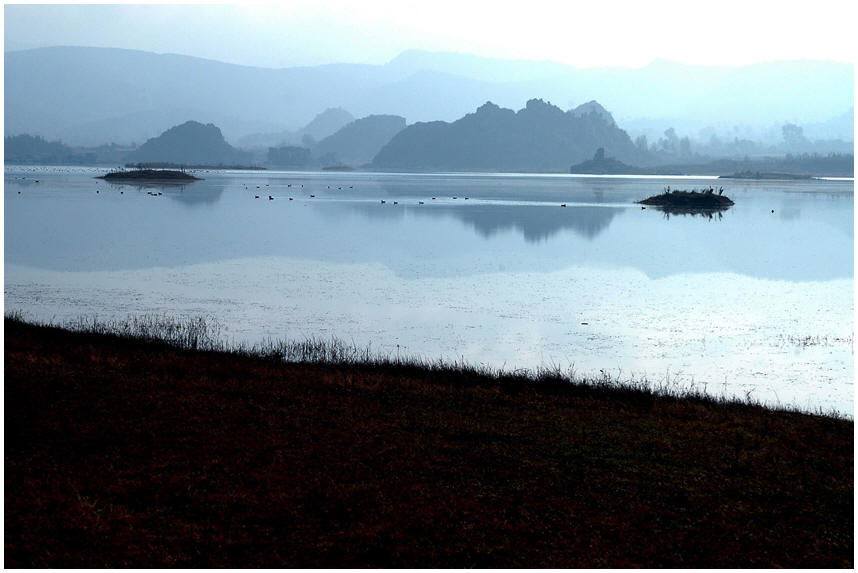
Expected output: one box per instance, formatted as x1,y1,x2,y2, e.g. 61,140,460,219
5,318,853,567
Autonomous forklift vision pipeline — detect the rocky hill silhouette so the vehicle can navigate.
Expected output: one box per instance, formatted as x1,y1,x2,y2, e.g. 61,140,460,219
371,99,644,171
125,121,250,165
313,115,406,166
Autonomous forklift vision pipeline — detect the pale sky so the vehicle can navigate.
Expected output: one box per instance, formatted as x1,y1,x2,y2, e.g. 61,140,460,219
3,1,857,69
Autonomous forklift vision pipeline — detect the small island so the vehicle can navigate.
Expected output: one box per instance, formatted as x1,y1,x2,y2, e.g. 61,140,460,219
96,169,203,183
569,147,648,175
638,187,734,210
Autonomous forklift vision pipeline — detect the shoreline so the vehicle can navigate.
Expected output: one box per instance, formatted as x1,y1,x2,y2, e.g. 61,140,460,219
5,315,853,567
5,163,854,180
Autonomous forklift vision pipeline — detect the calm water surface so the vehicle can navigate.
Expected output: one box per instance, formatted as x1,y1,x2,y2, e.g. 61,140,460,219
4,166,853,413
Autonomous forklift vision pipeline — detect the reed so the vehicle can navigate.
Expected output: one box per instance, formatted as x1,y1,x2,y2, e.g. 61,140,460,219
5,311,844,417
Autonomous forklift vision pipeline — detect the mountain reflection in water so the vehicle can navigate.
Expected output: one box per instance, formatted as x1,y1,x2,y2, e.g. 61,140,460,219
104,182,223,206
342,201,624,242
3,168,852,282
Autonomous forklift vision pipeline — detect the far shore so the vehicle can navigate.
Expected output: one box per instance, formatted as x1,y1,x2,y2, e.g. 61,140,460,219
720,171,814,180
4,162,853,180
125,162,265,170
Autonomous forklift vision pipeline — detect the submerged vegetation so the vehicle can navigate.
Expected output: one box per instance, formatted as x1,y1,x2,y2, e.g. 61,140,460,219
5,313,853,567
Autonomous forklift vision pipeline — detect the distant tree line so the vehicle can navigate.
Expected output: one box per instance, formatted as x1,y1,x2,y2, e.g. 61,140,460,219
267,146,311,168
4,134,96,165
633,122,853,166
666,153,853,177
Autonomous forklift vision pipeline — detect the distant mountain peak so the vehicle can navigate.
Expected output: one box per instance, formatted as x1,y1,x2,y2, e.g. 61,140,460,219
299,107,355,141
476,101,502,113
313,114,406,166
162,120,223,137
521,98,566,118
570,101,616,126
525,98,554,110
126,120,249,165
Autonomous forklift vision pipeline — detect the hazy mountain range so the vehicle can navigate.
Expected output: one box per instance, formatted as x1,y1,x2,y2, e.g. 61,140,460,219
5,46,854,147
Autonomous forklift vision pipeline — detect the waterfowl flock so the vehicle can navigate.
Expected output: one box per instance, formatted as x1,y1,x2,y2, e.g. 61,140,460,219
7,168,754,218
221,176,530,209
8,170,569,209
238,180,491,207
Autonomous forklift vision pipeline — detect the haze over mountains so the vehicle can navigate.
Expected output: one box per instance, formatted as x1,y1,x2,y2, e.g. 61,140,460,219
236,108,355,150
5,46,853,148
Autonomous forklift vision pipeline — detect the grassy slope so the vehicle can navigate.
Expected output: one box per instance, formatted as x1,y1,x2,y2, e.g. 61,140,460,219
4,319,853,567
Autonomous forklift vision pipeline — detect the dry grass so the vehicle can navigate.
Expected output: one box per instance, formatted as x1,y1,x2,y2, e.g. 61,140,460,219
4,316,853,567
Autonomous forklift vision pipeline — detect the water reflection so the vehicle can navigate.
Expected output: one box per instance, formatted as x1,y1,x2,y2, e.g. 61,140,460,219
100,181,225,206
339,201,624,242
3,169,853,282
446,204,623,241
104,181,191,191
652,208,727,220
162,186,224,206
374,175,628,204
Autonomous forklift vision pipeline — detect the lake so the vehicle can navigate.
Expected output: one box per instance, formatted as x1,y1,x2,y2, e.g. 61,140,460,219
4,165,854,414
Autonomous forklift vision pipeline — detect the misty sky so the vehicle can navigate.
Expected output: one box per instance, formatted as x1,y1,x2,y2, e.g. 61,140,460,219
4,1,856,69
